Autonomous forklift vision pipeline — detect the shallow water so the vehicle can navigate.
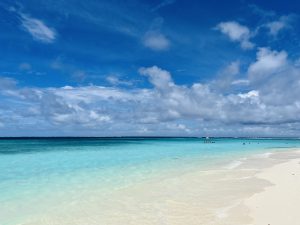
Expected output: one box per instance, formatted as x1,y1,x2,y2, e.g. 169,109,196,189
1,137,300,225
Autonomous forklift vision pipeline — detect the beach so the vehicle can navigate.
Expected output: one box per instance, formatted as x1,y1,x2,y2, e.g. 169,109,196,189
14,150,300,225
245,155,300,225
1,138,300,225
91,149,300,225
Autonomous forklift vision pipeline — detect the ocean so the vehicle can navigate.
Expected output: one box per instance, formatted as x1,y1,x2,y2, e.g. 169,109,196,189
1,137,300,225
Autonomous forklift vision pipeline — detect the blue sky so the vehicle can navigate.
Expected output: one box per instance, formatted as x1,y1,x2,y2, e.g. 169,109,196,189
1,0,300,136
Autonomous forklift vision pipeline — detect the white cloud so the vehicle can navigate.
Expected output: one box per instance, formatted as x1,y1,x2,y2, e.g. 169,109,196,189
20,13,56,43
2,54,300,136
266,21,285,36
106,76,121,85
106,75,132,86
248,47,288,82
238,90,259,99
231,79,249,86
0,77,18,90
265,16,293,36
224,61,240,75
139,66,174,90
210,61,241,91
143,31,170,51
216,21,254,50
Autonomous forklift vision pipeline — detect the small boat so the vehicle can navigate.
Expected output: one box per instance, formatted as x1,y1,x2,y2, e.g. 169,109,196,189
204,137,214,143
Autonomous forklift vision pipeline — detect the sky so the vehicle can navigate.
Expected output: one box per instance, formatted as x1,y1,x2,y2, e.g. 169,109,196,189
1,0,300,137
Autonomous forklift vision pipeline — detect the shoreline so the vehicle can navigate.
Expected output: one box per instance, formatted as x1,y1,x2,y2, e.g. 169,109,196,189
14,148,300,225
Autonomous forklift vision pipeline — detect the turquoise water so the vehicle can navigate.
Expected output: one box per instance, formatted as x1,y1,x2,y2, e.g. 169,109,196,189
1,137,300,224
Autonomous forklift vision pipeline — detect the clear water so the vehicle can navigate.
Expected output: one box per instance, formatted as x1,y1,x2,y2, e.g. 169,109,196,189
1,137,300,224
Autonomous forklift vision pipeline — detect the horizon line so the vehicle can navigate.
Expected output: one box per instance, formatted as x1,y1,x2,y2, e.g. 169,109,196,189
0,136,299,139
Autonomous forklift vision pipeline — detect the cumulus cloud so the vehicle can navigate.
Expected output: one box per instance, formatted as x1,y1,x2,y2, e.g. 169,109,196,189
1,53,300,136
20,13,56,43
248,47,288,82
216,21,254,50
238,90,259,100
248,51,300,108
211,61,241,92
139,66,174,90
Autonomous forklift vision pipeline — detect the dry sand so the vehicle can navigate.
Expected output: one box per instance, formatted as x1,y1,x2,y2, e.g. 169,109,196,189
245,157,300,225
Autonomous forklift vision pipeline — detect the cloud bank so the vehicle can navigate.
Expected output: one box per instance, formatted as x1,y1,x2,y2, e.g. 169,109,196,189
1,46,300,136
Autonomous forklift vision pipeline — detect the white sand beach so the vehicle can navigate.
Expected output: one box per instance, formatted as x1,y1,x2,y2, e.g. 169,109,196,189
18,149,300,225
245,157,300,225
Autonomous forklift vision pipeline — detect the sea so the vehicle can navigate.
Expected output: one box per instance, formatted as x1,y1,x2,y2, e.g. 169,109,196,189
1,137,300,225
